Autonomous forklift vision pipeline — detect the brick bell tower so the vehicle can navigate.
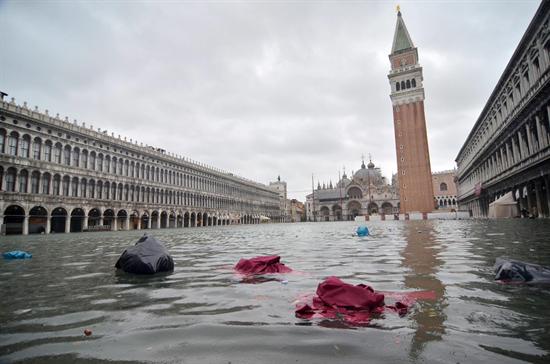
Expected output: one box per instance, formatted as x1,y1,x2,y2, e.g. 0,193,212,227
388,7,434,213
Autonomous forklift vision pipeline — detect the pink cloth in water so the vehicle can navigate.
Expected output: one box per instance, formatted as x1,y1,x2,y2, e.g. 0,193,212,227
295,276,412,325
235,255,292,274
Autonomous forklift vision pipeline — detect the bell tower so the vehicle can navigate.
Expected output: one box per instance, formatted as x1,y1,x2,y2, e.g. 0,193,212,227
388,7,434,213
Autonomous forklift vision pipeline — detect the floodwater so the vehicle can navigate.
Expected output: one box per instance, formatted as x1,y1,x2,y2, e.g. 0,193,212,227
1,220,550,364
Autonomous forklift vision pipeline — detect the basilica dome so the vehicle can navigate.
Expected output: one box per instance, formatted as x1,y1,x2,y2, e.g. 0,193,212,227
353,160,383,185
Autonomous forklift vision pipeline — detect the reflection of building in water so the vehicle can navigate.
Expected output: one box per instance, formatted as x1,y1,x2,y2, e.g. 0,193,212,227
305,157,400,221
400,221,447,360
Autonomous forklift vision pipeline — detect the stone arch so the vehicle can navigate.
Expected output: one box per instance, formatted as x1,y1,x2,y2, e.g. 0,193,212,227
190,212,196,227
70,208,85,232
29,205,48,234
367,202,379,214
103,209,115,229
184,211,190,227
141,211,150,229
130,210,140,230
332,204,343,221
51,206,68,233
347,186,363,199
203,212,208,227
169,211,176,228
88,208,101,227
381,202,393,214
151,210,160,229
117,209,128,230
320,206,330,221
3,204,25,235
347,200,362,219
440,182,448,192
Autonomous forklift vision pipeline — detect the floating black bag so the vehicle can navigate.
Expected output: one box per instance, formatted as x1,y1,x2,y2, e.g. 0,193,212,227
494,257,550,283
115,235,174,274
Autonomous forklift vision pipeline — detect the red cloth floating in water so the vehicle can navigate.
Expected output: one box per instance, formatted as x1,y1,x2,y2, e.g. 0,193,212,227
296,276,417,325
235,255,292,274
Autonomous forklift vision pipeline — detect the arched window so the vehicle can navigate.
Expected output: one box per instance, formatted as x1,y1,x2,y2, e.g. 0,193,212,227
53,175,61,195
0,129,6,153
105,156,111,173
396,82,400,91
63,146,71,165
62,176,70,196
31,171,40,194
440,182,448,191
19,169,28,193
406,79,411,89
20,135,30,158
54,143,62,163
6,167,17,191
42,173,51,194
33,137,42,160
80,178,87,198
44,141,52,162
82,150,88,169
411,78,416,87
71,177,78,197
72,147,80,167
400,81,405,91
8,132,19,156
96,153,102,172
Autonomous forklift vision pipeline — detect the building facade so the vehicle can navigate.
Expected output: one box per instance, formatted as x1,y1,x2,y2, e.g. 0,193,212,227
388,9,434,213
269,176,289,222
305,159,400,221
456,1,550,217
432,170,458,211
0,97,281,235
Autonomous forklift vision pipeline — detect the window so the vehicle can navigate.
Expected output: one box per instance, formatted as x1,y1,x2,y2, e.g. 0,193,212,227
71,178,78,197
406,80,411,89
20,135,30,158
0,130,6,153
82,151,88,169
54,144,62,163
440,182,448,191
6,168,16,191
33,139,41,159
64,147,71,165
72,148,80,167
62,177,70,196
19,170,28,193
411,79,416,87
53,176,60,195
396,82,400,91
42,174,50,194
31,172,39,193
8,132,18,155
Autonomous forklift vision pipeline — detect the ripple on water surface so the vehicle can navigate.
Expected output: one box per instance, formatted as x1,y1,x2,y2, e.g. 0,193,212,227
1,220,550,363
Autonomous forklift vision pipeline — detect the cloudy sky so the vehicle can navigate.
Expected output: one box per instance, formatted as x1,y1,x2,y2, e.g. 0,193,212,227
0,0,540,199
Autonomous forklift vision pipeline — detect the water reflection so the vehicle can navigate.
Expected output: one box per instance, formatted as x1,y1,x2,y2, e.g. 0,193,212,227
400,221,447,361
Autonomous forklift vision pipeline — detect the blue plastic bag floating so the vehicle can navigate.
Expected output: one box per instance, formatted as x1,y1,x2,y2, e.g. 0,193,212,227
356,226,369,237
3,251,32,259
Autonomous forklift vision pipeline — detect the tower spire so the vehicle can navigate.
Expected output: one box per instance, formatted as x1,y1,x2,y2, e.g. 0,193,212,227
391,7,414,54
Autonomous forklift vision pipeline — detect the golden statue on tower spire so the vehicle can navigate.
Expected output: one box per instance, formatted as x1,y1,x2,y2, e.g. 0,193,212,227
396,5,400,13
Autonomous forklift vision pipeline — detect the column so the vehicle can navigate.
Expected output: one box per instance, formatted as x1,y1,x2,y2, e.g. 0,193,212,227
505,142,511,168
113,218,118,231
526,123,533,156
125,216,130,231
83,215,89,231
526,184,533,213
65,216,70,233
535,181,543,217
99,216,104,226
22,215,29,235
535,114,547,149
137,217,141,230
46,214,51,234
147,216,152,229
517,131,525,160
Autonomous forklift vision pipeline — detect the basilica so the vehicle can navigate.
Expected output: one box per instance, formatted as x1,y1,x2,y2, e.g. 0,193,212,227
305,159,400,221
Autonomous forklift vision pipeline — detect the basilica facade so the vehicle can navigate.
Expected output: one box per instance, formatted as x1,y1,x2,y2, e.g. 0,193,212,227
305,159,400,221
